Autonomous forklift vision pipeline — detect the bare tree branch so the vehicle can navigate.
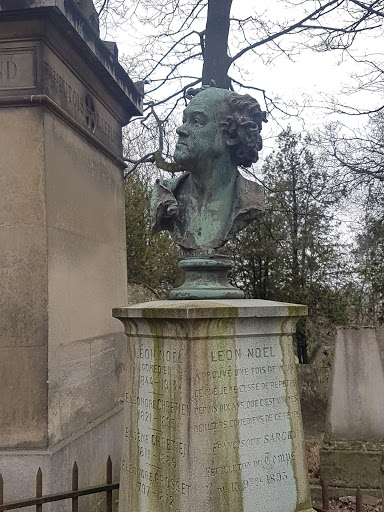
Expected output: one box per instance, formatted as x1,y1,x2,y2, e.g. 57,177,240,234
349,0,384,18
230,0,344,63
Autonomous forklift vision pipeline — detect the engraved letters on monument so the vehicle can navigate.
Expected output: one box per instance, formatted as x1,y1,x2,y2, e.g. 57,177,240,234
124,345,300,499
0,48,36,89
0,41,123,154
0,58,17,82
115,302,312,512
42,54,123,151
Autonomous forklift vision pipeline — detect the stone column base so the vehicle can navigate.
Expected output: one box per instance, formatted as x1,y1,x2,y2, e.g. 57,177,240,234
113,299,315,512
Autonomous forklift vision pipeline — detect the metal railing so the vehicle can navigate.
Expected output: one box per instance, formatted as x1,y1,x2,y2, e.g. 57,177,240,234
0,462,377,512
0,456,119,511
315,477,365,512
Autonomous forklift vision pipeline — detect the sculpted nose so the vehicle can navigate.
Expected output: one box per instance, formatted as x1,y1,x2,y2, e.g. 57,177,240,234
176,123,189,136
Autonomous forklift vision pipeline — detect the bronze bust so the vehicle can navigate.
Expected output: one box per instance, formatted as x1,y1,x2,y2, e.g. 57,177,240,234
151,87,266,298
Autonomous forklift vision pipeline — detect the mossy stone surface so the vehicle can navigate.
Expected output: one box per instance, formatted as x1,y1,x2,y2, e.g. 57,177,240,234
114,299,313,512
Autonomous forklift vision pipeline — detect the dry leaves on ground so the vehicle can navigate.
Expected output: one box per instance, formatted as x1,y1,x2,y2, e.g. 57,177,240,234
328,496,382,511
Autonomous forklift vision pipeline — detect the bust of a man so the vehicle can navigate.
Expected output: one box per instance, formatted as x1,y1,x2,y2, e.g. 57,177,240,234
151,87,266,253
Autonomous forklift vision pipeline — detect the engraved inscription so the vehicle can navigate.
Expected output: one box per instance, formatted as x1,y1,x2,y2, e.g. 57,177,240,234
122,331,305,511
0,48,36,90
43,59,122,150
0,60,17,81
85,94,96,133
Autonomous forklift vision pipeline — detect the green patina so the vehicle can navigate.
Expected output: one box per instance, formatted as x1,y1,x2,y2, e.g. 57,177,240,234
205,314,244,512
141,301,239,319
285,304,308,318
150,87,266,300
151,88,265,253
169,255,245,300
147,318,164,512
128,327,142,512
141,305,246,510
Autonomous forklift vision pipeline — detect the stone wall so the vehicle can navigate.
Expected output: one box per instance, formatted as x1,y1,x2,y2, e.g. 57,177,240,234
0,0,142,506
0,107,48,448
44,108,128,444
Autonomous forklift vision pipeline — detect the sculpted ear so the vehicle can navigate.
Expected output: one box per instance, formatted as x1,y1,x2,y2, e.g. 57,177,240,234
223,130,240,147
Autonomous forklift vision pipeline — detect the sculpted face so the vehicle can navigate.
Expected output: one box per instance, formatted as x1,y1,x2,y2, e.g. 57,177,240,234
174,88,229,170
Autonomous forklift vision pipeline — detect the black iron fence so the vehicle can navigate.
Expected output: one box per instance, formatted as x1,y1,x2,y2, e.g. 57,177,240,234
0,456,119,512
314,478,366,512
0,463,379,512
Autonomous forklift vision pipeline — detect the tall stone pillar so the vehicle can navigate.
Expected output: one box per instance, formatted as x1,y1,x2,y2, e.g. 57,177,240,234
113,299,315,512
0,0,142,506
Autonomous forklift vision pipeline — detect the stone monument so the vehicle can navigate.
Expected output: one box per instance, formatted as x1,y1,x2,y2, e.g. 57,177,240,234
0,0,142,506
114,87,315,511
321,327,384,491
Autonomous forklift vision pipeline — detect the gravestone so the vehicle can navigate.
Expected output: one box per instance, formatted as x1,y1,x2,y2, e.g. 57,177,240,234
321,327,384,491
113,299,315,512
0,0,142,507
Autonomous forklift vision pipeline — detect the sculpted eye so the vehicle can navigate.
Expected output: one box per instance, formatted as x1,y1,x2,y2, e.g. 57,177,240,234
193,116,204,125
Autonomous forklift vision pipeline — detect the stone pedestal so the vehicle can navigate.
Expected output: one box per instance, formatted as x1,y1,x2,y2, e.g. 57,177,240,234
0,0,142,507
113,299,315,512
321,327,384,490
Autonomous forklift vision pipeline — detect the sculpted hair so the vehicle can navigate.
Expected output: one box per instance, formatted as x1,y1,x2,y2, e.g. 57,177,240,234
220,92,267,167
186,86,267,167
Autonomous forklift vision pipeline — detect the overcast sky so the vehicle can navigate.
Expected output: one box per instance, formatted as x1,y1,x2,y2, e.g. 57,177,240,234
105,0,381,147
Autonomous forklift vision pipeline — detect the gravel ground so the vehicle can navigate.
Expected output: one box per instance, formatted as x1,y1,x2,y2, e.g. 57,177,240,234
326,496,382,511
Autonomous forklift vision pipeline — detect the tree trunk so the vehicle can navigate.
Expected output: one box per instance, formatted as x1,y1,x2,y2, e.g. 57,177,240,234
201,0,233,89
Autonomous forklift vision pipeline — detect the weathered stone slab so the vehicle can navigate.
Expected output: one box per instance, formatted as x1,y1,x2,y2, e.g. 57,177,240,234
0,346,47,448
321,327,384,489
0,225,48,349
0,38,124,154
113,299,314,512
327,327,384,439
